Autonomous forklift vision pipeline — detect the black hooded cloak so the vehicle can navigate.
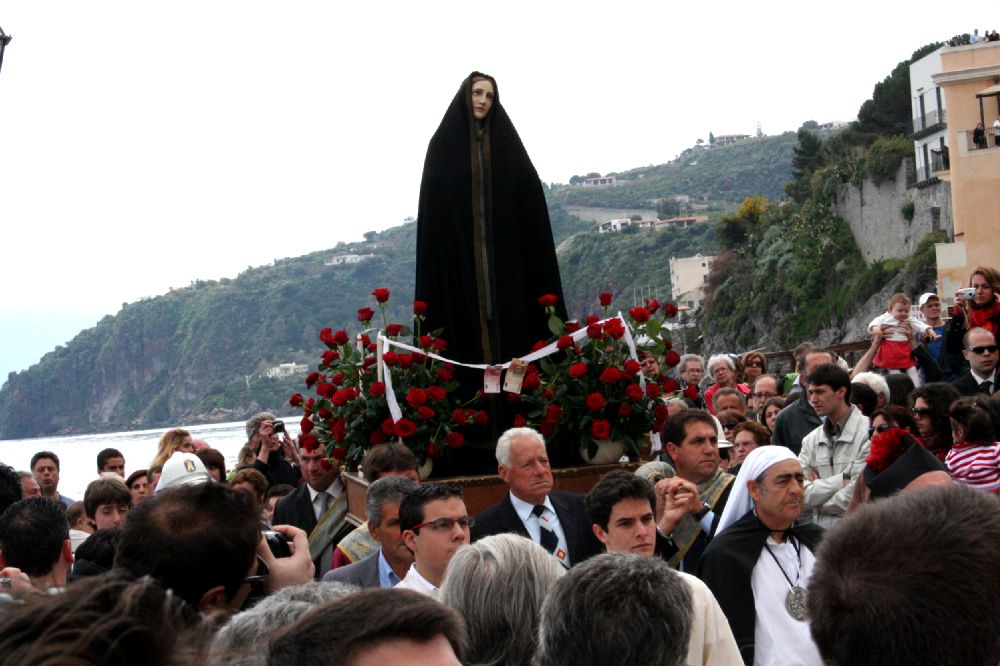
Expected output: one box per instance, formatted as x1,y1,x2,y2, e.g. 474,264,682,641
415,72,566,368
698,511,824,665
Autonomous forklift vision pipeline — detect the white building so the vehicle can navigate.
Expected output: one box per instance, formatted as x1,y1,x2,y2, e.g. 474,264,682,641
583,176,617,186
597,218,633,233
264,363,308,379
669,254,716,309
325,254,374,266
910,46,949,185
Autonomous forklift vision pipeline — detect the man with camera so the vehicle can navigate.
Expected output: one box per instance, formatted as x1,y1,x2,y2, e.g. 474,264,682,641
247,412,302,488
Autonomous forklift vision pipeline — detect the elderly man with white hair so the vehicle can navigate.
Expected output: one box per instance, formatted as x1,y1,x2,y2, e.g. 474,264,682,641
470,427,602,568
698,447,825,666
703,354,750,415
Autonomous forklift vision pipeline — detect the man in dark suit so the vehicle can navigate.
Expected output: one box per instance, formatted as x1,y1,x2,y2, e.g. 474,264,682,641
322,476,416,588
470,427,601,568
273,448,352,578
951,327,1000,396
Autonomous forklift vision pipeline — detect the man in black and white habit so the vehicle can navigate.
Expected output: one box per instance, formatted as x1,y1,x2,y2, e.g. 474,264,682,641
698,446,824,666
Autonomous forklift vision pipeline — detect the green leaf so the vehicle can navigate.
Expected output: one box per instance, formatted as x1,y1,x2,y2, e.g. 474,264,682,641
646,319,661,336
547,314,564,338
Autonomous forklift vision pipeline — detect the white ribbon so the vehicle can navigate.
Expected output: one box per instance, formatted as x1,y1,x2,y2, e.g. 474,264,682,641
377,314,650,425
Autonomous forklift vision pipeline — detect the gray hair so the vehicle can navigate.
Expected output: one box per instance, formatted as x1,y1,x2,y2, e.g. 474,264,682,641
245,412,277,440
210,581,358,665
440,534,564,666
706,354,734,374
535,552,692,666
712,387,746,411
852,372,890,405
495,427,544,467
678,354,705,374
366,475,417,528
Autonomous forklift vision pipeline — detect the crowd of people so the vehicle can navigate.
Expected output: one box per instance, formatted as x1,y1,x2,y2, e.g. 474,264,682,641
1,268,1000,664
948,29,1000,46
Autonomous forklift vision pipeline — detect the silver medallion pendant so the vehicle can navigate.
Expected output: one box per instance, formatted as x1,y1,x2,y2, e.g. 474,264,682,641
785,586,808,621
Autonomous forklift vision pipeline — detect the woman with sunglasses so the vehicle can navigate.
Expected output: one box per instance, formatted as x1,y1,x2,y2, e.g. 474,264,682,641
909,383,962,462
738,351,767,386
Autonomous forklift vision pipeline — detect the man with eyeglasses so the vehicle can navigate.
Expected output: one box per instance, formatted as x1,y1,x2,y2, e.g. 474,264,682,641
951,327,1000,396
749,374,780,418
397,484,471,597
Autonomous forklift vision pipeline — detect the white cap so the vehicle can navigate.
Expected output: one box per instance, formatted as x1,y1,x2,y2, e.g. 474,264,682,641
710,413,734,448
918,292,939,307
154,452,212,493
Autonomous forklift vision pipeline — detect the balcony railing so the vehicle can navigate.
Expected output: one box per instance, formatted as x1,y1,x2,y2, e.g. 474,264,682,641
964,127,1000,151
912,108,947,135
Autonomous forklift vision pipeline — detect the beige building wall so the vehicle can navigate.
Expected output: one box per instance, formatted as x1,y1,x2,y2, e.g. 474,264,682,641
933,42,1000,287
669,254,715,309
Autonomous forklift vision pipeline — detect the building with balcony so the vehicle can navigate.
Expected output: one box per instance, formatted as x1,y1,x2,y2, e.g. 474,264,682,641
583,176,617,186
669,254,716,309
929,40,1000,296
910,46,949,185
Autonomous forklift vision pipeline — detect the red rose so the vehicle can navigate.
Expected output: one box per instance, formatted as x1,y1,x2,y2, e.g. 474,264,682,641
382,352,398,366
319,328,335,347
436,367,453,382
654,403,670,420
406,387,428,408
506,392,522,403
599,291,613,306
370,431,386,446
304,397,316,411
531,340,548,352
318,407,333,420
370,381,386,397
556,335,574,350
395,418,417,438
522,369,541,392
647,383,661,398
664,340,673,350
599,367,622,383
538,293,559,308
362,357,377,369
332,329,350,346
618,404,633,418
433,338,448,351
332,389,353,407
316,382,335,399
662,379,680,394
684,384,700,400
585,393,606,411
646,299,660,313
319,457,334,472
413,300,428,315
585,315,600,325
398,354,414,369
305,371,320,388
321,350,340,366
446,432,465,449
452,408,468,424
629,307,651,323
623,360,641,377
545,404,562,421
564,321,581,334
372,288,391,303
663,303,679,317
626,383,644,401
417,406,435,421
412,352,427,363
289,393,304,407
361,335,372,348
427,385,446,401
587,323,604,339
331,373,344,386
419,335,433,349
381,417,397,436
332,447,347,461
604,319,625,340
474,410,489,427
426,441,441,459
540,420,556,436
299,433,319,452
542,387,556,399
591,419,612,440
358,307,375,322
513,414,528,428
386,323,403,337
665,350,681,367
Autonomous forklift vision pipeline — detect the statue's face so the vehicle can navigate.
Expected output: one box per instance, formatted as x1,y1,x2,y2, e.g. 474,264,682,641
471,79,495,120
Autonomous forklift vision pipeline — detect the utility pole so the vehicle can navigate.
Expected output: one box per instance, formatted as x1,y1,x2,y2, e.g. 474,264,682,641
0,25,11,75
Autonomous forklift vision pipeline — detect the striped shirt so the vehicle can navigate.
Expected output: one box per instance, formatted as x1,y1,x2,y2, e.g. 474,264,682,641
945,443,1000,493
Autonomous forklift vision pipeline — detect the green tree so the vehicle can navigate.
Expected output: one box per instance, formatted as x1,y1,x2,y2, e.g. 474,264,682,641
709,131,716,145
784,129,823,203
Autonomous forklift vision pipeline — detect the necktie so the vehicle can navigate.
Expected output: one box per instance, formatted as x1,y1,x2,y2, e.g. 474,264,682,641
316,491,331,520
981,380,993,395
532,505,559,553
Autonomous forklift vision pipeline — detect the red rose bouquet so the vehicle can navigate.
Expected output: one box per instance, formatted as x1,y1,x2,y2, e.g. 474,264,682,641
289,289,483,469
522,291,681,461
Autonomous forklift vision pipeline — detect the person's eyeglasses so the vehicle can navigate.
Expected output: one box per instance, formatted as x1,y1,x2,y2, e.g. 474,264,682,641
910,407,933,417
241,555,269,586
967,345,999,355
745,361,764,368
412,517,474,532
722,422,740,429
751,392,776,399
868,422,892,438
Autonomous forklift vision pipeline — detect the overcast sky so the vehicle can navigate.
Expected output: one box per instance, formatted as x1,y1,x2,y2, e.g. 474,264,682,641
0,1,992,379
